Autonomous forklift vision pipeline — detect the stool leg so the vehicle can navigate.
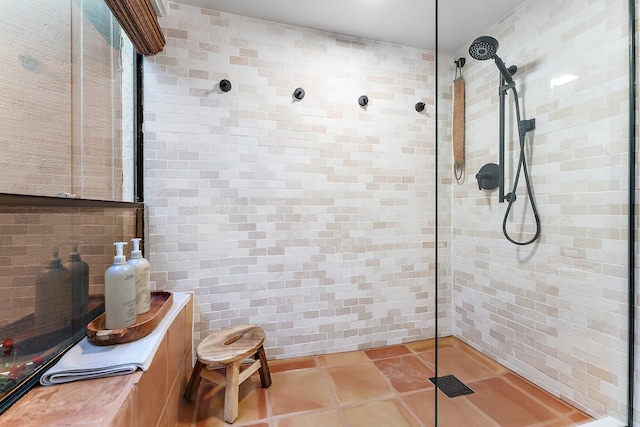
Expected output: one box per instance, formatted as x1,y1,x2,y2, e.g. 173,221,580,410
254,345,272,388
224,361,241,423
184,360,205,401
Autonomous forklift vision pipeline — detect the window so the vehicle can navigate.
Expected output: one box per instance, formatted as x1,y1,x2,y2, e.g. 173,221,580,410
1,1,137,201
0,0,143,412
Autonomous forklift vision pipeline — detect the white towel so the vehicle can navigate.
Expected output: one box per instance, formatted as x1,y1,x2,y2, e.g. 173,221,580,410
40,292,190,385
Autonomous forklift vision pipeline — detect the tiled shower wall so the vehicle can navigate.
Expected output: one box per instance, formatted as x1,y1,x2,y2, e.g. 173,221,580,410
144,3,442,359
450,0,630,421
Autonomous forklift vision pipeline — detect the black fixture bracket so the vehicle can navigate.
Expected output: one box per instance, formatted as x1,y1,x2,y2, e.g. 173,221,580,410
499,81,516,94
519,118,536,137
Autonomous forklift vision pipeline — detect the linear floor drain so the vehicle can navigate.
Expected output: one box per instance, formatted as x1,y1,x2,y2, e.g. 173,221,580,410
429,375,474,398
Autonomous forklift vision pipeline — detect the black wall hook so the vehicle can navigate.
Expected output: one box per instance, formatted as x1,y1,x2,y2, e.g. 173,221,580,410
219,79,232,92
454,57,466,68
415,102,425,113
358,95,368,107
293,87,305,100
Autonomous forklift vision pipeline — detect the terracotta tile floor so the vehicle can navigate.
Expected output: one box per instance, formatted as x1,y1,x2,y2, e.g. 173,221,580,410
178,336,592,427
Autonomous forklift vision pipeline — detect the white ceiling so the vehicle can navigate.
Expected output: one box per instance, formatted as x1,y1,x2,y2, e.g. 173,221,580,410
172,0,526,53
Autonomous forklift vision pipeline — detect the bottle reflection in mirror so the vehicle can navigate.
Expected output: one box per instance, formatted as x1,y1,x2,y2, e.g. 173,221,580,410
67,243,89,335
35,245,72,336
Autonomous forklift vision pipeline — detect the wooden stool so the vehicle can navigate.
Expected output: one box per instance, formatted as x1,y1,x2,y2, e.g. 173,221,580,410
184,324,272,423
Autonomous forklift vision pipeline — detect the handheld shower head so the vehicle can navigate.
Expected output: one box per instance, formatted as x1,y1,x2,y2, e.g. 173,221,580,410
469,35,514,84
469,36,499,61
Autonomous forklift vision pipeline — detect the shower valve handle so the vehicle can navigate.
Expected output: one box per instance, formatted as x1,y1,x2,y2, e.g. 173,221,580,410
476,163,499,191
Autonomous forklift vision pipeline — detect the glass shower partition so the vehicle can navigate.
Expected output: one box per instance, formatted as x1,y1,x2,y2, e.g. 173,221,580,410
436,0,635,425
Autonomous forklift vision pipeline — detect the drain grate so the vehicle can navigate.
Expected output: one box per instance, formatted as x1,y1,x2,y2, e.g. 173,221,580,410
429,374,474,398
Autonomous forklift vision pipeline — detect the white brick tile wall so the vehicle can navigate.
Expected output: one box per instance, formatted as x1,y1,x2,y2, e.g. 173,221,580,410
145,3,437,360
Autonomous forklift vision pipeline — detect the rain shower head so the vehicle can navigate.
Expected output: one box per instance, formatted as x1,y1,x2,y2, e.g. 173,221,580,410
468,36,498,61
469,36,514,84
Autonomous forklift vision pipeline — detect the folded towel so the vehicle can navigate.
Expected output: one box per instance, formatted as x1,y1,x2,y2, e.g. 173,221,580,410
40,292,190,385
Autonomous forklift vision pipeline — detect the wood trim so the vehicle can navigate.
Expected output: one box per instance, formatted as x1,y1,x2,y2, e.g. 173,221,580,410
104,0,166,56
0,193,144,209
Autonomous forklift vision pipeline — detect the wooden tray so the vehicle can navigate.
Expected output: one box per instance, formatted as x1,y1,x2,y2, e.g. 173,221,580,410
87,291,173,346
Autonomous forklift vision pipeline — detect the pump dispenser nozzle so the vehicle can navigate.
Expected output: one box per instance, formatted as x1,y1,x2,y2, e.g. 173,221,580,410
131,238,142,259
49,244,63,268
69,243,80,261
113,242,127,264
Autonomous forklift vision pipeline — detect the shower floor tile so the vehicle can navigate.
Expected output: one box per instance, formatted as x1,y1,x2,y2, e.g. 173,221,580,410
178,336,593,427
341,399,422,427
324,362,394,404
274,409,343,427
417,341,508,383
267,369,336,416
373,354,436,393
403,389,498,427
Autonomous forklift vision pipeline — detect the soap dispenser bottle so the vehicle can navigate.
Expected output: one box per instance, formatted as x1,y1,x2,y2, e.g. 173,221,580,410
127,238,151,315
68,243,89,330
104,242,136,329
35,245,72,335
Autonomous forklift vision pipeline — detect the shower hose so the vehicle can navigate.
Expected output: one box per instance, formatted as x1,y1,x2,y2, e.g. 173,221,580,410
503,86,541,245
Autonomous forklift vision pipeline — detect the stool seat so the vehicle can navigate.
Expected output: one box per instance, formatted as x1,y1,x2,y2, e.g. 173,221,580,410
197,324,265,364
184,324,271,424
